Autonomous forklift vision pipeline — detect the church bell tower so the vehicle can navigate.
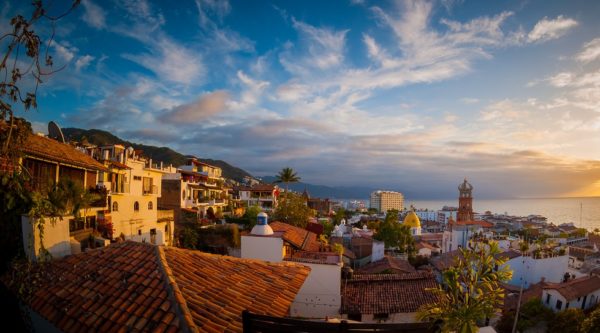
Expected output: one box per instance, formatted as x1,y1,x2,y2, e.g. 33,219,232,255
457,178,474,222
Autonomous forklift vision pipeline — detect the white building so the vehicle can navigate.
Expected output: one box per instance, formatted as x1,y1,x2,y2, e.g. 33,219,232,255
236,184,279,212
442,218,493,253
415,209,437,222
437,206,458,224
503,253,569,288
542,275,600,312
369,190,404,213
241,214,341,318
96,145,174,246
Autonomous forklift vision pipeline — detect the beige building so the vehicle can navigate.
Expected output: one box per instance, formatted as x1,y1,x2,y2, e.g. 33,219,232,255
93,145,175,246
369,190,404,213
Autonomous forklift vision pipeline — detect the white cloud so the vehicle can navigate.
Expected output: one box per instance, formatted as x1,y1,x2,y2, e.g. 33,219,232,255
547,72,574,87
160,90,230,124
527,15,578,42
460,97,479,104
122,37,204,85
81,0,106,29
52,41,76,63
195,0,231,29
75,55,95,71
576,38,600,63
288,19,348,69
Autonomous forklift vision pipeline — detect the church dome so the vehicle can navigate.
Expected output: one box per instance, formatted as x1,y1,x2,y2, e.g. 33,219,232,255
458,178,473,191
403,210,421,228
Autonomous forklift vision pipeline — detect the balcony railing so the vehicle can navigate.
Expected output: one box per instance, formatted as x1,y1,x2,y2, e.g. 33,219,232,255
143,185,158,195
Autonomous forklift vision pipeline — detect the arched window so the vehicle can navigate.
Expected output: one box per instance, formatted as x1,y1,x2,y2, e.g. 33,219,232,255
134,201,139,212
148,201,153,210
112,201,118,212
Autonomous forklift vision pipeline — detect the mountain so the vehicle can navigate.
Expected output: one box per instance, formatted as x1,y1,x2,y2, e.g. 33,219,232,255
62,128,254,182
260,176,373,200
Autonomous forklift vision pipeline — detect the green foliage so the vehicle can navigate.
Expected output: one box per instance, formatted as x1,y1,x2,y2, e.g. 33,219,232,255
180,224,199,249
374,218,415,254
225,205,261,229
581,305,600,333
179,223,240,252
272,192,314,228
417,242,512,332
321,220,334,238
496,298,555,332
274,167,301,185
548,308,584,333
332,208,346,225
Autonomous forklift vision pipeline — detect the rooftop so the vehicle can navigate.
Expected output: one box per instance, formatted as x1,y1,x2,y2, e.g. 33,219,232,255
543,275,600,301
355,256,417,275
341,272,439,314
24,134,107,171
10,241,310,333
270,221,321,252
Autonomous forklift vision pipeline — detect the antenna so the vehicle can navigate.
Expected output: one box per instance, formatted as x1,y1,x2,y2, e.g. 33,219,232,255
47,121,65,143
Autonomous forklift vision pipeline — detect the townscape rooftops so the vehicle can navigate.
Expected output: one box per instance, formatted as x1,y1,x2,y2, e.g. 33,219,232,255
341,272,439,314
453,220,494,228
356,256,417,275
543,275,600,301
13,241,310,333
430,250,463,271
496,249,522,261
24,134,108,171
270,221,321,252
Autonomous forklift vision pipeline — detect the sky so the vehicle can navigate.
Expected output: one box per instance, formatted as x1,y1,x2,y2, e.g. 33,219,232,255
4,0,600,199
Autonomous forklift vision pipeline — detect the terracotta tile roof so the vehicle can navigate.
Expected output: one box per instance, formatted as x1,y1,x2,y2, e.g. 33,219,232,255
503,281,547,311
162,246,310,332
23,134,107,171
419,233,443,242
107,160,131,170
496,249,522,260
356,256,417,275
430,250,463,271
341,272,439,314
270,222,321,252
543,275,600,301
10,241,311,333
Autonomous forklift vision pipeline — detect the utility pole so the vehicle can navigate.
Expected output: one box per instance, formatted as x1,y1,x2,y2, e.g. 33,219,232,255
511,258,526,333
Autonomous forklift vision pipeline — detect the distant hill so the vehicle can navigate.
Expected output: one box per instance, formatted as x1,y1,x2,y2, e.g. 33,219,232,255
260,176,373,200
62,128,254,182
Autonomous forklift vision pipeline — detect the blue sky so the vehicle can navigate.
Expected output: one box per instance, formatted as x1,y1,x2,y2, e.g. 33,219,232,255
5,0,600,199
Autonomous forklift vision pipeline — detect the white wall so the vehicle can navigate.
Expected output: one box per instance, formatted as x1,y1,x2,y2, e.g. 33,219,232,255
503,255,569,288
241,235,284,262
343,312,417,323
22,216,71,260
371,241,385,262
290,262,341,318
543,287,600,312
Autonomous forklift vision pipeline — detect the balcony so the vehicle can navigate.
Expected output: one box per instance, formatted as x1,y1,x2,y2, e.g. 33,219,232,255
89,186,109,208
143,185,158,195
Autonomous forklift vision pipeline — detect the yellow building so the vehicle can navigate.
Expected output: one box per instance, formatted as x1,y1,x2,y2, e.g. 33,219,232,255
403,210,421,236
369,190,404,213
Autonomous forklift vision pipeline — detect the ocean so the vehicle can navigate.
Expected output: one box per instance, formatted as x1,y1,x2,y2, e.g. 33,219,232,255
346,197,600,231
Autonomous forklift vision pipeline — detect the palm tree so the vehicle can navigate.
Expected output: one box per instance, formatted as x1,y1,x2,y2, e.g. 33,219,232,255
274,167,300,221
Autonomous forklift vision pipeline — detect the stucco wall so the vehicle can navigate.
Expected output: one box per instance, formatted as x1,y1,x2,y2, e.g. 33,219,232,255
290,262,341,318
22,216,72,260
241,235,284,262
504,255,568,287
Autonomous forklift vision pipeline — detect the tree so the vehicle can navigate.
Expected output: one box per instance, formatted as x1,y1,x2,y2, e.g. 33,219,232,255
272,192,314,228
273,167,301,222
374,211,415,255
332,208,346,225
496,298,555,333
581,305,600,333
417,242,512,332
548,308,584,333
0,1,80,270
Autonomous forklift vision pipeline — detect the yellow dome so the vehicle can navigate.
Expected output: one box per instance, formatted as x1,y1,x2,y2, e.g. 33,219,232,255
403,211,421,228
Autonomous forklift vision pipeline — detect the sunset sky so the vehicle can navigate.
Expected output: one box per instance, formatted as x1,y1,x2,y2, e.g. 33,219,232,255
5,0,600,199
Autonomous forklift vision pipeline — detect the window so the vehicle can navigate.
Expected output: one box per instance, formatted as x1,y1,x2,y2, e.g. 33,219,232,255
556,300,562,310
143,177,153,194
546,294,551,304
565,302,569,309
182,190,186,200
133,176,142,181
138,229,142,236
148,201,153,210
113,201,119,212
134,201,139,211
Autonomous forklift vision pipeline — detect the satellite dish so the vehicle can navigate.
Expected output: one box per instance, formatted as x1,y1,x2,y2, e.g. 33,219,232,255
47,121,65,143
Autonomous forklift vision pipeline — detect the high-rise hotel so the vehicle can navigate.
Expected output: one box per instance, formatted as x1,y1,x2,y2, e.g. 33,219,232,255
369,190,404,213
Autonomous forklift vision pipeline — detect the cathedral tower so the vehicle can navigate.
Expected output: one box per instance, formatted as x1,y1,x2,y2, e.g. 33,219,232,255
457,178,474,222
